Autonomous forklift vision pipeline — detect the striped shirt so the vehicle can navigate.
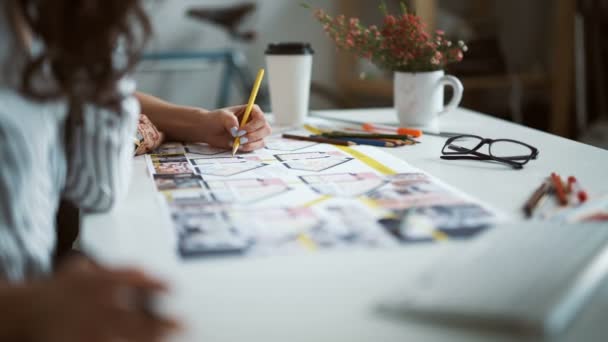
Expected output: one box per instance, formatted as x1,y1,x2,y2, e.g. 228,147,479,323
0,9,139,282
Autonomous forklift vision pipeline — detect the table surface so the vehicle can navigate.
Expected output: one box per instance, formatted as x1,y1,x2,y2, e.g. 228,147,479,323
82,108,608,342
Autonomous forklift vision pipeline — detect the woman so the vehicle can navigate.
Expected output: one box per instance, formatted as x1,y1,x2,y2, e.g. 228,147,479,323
0,0,270,341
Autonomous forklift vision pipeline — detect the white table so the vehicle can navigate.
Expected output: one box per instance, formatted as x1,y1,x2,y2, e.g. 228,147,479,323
82,108,608,342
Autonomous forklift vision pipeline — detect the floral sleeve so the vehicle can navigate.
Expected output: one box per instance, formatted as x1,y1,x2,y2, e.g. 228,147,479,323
134,114,164,156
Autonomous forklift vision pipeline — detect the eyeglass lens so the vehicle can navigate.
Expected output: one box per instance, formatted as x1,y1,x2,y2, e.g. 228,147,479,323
447,136,483,153
489,141,534,160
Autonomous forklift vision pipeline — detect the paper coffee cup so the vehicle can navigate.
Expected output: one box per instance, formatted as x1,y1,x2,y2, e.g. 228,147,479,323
265,43,314,126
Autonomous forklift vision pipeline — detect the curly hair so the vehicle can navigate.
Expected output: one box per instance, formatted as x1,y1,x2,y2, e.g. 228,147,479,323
12,0,151,114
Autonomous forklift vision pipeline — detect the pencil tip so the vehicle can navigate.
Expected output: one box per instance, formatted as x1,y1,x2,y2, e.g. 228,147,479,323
231,144,238,157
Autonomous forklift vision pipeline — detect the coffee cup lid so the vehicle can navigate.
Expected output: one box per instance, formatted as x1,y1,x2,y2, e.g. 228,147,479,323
266,42,314,55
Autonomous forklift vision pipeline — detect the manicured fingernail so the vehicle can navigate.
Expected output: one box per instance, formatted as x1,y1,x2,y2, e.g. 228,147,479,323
240,137,249,144
237,130,247,137
230,127,238,137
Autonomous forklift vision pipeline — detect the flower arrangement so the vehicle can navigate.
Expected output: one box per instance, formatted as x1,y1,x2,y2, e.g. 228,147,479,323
303,2,467,73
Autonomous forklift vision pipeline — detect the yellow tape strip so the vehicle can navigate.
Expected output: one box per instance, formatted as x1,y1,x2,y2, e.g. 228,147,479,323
358,197,380,209
297,234,317,251
338,147,397,176
303,124,327,134
432,230,449,242
303,195,332,208
304,125,397,176
161,192,173,201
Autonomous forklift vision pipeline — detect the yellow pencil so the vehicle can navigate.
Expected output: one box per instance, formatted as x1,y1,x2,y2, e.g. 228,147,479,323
232,68,265,156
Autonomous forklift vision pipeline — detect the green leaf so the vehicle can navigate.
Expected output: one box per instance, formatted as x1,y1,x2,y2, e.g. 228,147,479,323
379,0,388,15
300,2,311,9
400,2,408,14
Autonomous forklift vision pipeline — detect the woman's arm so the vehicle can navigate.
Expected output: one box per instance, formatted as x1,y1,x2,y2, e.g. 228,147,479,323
62,79,140,213
0,284,37,341
135,92,272,151
135,92,207,142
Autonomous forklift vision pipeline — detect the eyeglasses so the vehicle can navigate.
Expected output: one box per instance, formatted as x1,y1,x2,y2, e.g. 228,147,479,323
441,135,539,170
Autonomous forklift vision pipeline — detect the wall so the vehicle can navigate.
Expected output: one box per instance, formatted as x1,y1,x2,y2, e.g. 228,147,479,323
137,0,337,110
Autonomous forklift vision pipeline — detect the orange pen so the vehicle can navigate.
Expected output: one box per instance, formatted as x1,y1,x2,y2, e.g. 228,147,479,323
551,173,569,206
362,123,423,138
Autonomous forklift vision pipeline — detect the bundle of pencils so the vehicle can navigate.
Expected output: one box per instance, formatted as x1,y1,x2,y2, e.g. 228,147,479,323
281,131,420,148
523,172,589,218
320,131,420,145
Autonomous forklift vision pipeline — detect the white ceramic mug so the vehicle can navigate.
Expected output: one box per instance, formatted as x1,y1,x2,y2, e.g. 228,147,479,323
265,43,314,126
394,70,463,131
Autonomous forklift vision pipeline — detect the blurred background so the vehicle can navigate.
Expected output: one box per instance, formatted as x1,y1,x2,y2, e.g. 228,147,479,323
137,0,608,149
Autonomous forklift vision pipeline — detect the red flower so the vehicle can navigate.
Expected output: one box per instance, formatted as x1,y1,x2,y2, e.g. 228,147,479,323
314,9,324,19
434,51,443,62
346,35,355,47
384,15,397,26
449,48,464,62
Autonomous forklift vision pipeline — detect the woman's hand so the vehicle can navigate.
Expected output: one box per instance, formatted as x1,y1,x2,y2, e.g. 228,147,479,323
170,105,271,152
197,105,272,152
31,259,180,342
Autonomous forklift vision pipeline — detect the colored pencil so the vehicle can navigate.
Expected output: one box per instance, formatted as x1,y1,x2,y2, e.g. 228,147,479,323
551,172,569,206
362,122,423,138
282,134,355,146
523,179,551,218
328,136,397,147
381,138,416,146
232,68,265,156
320,132,420,144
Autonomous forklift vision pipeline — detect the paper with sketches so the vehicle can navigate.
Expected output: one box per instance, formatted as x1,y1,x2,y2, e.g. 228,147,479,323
146,130,502,258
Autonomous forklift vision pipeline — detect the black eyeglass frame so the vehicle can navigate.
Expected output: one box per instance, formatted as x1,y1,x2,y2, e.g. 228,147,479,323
440,134,539,169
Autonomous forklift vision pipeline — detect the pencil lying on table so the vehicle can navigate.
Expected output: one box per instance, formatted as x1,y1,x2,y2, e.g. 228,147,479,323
362,123,423,138
551,172,569,206
523,179,551,218
282,134,398,147
282,134,355,146
320,132,420,144
380,138,412,146
320,136,397,147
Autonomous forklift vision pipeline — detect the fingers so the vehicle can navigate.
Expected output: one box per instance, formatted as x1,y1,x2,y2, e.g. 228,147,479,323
215,104,270,152
105,268,169,293
234,127,270,152
240,123,271,148
219,110,241,136
57,254,101,275
111,305,180,342
241,105,266,132
238,106,271,151
107,270,179,341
